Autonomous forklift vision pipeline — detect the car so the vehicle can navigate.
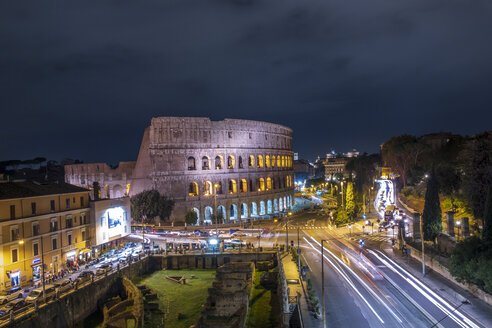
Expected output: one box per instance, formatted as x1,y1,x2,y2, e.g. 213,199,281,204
0,299,28,318
0,287,23,305
232,232,247,237
26,285,56,304
75,271,94,284
96,264,113,276
118,256,129,264
53,279,73,294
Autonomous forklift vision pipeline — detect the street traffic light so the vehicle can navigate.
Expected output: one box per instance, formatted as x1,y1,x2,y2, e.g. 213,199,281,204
290,240,294,247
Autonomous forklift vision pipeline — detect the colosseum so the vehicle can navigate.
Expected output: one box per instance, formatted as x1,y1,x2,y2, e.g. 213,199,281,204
65,117,294,224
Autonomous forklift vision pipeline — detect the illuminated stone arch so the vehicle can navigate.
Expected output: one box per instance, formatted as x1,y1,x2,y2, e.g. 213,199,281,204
267,200,273,214
204,206,213,223
260,201,266,215
204,181,213,196
257,155,264,168
251,202,258,217
241,203,248,219
215,155,224,170
202,156,210,170
227,155,235,169
187,156,196,170
188,182,199,196
230,204,238,221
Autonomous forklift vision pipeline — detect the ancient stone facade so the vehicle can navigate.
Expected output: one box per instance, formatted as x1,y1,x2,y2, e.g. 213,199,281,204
64,117,295,223
131,117,295,223
65,162,135,200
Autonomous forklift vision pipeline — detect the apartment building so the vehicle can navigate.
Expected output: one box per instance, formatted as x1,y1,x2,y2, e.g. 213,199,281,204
0,180,91,290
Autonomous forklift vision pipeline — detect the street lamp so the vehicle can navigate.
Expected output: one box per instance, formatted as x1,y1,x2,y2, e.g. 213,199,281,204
18,240,26,271
348,224,352,237
321,239,327,328
456,220,462,241
214,183,219,239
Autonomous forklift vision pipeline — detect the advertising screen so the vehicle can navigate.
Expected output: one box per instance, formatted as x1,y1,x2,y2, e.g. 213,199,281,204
106,207,126,238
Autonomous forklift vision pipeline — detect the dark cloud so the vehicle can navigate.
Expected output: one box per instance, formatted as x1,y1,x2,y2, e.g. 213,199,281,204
1,0,491,163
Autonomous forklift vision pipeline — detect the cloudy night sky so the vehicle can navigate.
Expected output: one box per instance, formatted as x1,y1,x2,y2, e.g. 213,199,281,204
1,0,491,163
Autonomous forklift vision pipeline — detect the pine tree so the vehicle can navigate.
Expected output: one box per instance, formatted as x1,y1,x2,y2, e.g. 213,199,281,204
422,168,442,243
346,182,355,219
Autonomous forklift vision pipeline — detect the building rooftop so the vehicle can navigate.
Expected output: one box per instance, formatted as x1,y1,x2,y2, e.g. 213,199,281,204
0,180,88,200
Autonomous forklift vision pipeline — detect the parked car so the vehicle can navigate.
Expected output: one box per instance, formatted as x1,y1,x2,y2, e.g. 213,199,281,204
0,287,23,305
53,279,73,294
75,271,94,284
0,299,28,318
26,285,56,304
96,264,113,276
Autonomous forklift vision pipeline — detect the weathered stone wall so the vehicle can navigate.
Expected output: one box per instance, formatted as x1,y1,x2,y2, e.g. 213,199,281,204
197,262,255,328
156,252,277,270
8,257,153,328
65,162,135,200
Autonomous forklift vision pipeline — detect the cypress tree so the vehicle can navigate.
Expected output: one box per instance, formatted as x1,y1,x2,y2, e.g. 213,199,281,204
422,167,443,243
346,182,355,219
482,185,492,242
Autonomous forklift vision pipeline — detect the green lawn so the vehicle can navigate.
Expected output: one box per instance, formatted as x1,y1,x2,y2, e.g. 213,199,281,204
133,269,215,328
245,271,279,328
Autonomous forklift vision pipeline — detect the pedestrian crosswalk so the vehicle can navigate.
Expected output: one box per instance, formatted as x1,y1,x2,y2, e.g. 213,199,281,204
349,232,392,243
285,226,331,230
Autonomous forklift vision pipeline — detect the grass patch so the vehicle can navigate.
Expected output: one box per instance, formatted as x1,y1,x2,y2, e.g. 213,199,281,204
245,271,279,328
133,269,215,328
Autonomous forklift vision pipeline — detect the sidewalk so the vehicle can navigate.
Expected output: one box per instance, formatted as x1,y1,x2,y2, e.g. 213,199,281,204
380,244,492,327
280,252,321,328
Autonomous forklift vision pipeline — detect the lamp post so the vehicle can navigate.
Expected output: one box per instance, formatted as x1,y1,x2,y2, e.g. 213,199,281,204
18,240,26,272
419,212,425,277
348,224,352,237
341,181,344,209
214,183,219,241
40,235,46,300
285,216,289,252
297,226,301,278
321,239,327,328
456,221,462,241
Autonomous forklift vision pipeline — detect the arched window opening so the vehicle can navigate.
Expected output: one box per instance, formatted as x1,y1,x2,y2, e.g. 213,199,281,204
187,157,196,170
202,156,210,170
215,155,223,170
282,156,285,167
240,179,247,193
229,179,237,193
266,177,272,190
227,155,235,169
276,156,281,167
265,155,270,168
259,178,265,191
216,181,223,194
257,155,264,168
238,156,243,169
188,182,199,196
248,155,255,168
204,181,213,196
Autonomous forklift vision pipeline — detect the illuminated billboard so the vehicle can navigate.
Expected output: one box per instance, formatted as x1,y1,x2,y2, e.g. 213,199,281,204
106,206,126,239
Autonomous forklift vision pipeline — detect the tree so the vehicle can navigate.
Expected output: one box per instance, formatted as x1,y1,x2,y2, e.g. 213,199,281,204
345,153,380,193
213,210,224,225
381,135,428,187
334,209,350,226
92,182,101,200
130,190,175,223
345,182,356,218
185,210,198,225
482,185,492,242
460,132,492,228
422,168,442,243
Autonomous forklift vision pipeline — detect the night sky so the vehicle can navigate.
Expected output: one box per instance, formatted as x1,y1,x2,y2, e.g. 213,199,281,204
1,0,491,163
